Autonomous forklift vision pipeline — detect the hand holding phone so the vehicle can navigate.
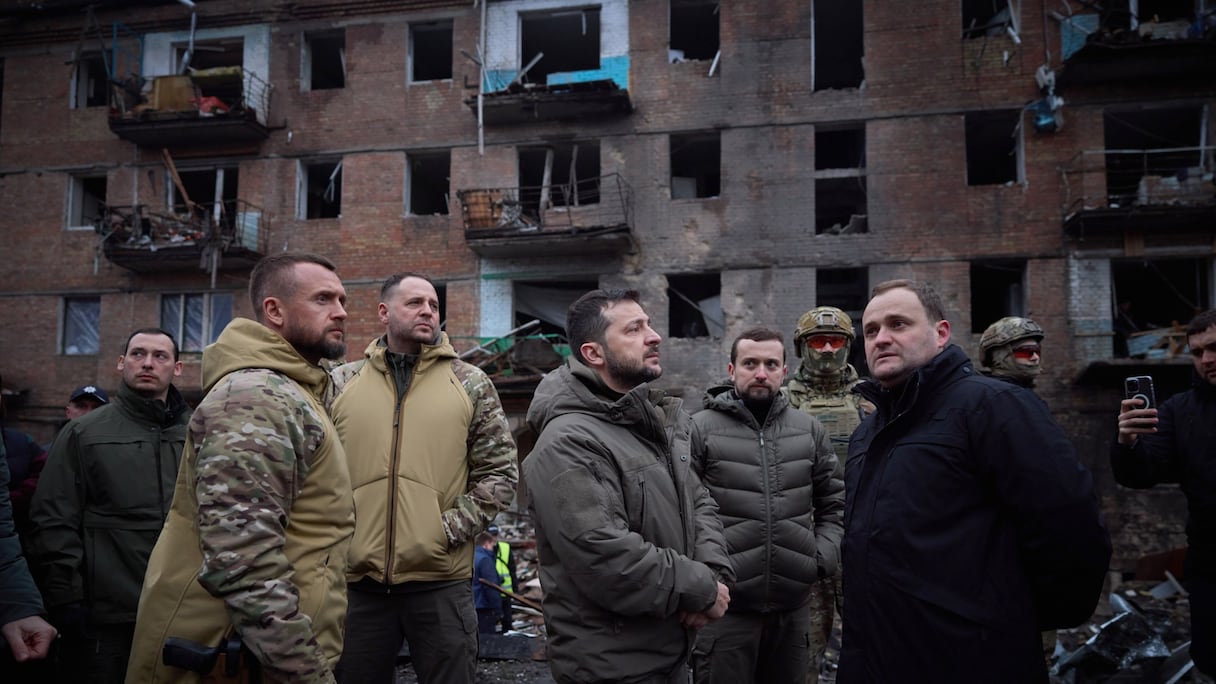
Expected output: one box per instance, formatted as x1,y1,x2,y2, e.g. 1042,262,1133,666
1118,375,1158,446
1124,375,1156,410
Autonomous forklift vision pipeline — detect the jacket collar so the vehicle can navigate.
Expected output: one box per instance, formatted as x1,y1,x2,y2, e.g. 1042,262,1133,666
113,381,188,427
364,332,457,373
856,344,974,418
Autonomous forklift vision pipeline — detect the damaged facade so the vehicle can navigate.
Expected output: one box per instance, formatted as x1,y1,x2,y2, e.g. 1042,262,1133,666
0,0,1214,578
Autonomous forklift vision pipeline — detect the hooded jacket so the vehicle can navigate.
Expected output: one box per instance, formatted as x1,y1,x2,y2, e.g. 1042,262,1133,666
30,381,189,623
691,384,843,613
330,333,517,586
127,318,354,684
839,345,1110,684
523,358,733,684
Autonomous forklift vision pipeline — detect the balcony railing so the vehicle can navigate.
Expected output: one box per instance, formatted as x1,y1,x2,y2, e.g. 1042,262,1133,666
98,199,268,275
457,173,634,258
108,68,272,147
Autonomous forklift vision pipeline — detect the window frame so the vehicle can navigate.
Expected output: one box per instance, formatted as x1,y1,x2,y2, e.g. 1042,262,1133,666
160,292,234,353
61,297,101,356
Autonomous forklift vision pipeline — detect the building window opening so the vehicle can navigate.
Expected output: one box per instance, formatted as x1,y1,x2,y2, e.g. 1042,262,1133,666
970,260,1026,333
410,21,453,82
407,151,451,216
815,125,867,234
670,1,719,62
1112,258,1210,357
1102,106,1205,206
514,280,599,338
72,52,108,109
300,160,342,219
670,132,721,199
62,297,101,356
161,292,233,353
170,167,238,231
304,30,346,90
813,0,864,90
962,0,1012,40
520,8,601,85
67,174,108,231
816,267,869,373
175,38,244,73
518,142,601,219
668,273,724,339
965,110,1022,186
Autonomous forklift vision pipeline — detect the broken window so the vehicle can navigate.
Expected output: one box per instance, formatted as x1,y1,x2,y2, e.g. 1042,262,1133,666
514,280,598,338
298,159,342,219
962,0,1013,40
66,174,107,231
62,297,100,356
409,20,453,82
167,166,239,231
520,8,601,85
161,292,233,353
970,260,1026,333
815,125,867,234
1103,106,1206,206
303,30,345,91
670,132,721,199
670,0,719,62
1112,258,1210,357
965,110,1023,186
817,267,869,372
71,52,108,109
668,273,724,339
518,142,601,219
813,0,864,90
406,150,451,216
175,38,244,73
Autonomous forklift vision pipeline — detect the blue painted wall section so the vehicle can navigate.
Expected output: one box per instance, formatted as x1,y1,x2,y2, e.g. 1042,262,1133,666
484,56,629,92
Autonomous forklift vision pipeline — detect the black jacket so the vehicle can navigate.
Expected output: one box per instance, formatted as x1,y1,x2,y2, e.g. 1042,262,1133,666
1111,371,1216,579
840,345,1110,684
691,384,843,612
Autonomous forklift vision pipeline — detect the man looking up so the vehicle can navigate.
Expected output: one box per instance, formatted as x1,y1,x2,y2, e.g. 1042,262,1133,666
690,327,843,684
31,328,190,684
524,289,732,684
839,280,1110,684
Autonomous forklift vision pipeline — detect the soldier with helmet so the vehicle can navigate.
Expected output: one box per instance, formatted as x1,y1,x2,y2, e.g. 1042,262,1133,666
978,316,1044,389
786,306,874,684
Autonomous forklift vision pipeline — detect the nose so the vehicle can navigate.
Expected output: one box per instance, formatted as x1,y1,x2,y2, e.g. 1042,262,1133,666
334,301,348,320
645,326,662,347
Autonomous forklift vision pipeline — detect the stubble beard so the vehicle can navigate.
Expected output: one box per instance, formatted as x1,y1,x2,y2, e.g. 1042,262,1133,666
605,345,662,389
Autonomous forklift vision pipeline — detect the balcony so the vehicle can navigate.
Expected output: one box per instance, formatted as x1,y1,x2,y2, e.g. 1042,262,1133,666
466,79,632,125
108,69,271,149
457,173,634,258
1058,16,1216,86
1060,147,1216,240
98,200,268,274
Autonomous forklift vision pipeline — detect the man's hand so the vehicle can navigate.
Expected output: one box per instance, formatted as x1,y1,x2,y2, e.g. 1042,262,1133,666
2,615,58,661
678,581,732,631
1117,398,1158,447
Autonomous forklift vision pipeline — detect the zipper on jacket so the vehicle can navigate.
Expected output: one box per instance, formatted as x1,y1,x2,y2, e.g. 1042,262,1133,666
758,429,775,608
384,371,406,582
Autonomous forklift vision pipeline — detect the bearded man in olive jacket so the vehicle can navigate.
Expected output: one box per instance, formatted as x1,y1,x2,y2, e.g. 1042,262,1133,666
524,289,733,684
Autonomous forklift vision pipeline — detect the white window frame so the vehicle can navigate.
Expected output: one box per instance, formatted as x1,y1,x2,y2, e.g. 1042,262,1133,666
66,173,107,231
161,292,234,353
70,52,107,109
61,297,101,356
297,159,344,220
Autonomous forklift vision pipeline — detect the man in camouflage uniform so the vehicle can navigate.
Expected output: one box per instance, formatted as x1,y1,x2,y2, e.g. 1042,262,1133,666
786,306,873,684
330,273,517,684
127,253,355,683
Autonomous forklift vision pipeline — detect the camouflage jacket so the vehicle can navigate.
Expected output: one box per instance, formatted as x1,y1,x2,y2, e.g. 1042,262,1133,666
128,318,355,684
787,364,873,465
331,333,517,585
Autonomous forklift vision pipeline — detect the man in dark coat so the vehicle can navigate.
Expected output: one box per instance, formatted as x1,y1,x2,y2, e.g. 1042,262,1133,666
1113,308,1216,675
840,280,1111,684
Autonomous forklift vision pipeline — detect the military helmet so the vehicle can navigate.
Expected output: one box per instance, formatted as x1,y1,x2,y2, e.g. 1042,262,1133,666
979,316,1044,364
794,306,854,358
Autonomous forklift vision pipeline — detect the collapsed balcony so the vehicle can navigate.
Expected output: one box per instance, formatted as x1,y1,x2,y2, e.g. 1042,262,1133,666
457,173,634,258
108,68,271,148
98,200,268,274
1060,146,1216,240
1057,9,1216,85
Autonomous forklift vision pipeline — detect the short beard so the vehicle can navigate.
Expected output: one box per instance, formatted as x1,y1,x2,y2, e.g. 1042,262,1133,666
605,346,661,389
283,321,346,362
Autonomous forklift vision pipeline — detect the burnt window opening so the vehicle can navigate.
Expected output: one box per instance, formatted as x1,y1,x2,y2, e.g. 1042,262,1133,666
407,151,451,216
299,160,342,219
671,132,721,199
965,110,1022,186
1102,106,1205,205
668,273,724,339
816,267,869,373
970,260,1026,333
670,1,719,62
1112,258,1210,357
169,167,239,231
304,31,345,91
72,53,108,109
67,175,107,230
815,178,867,235
816,126,866,170
1100,0,1194,31
175,39,244,73
962,0,1012,40
518,142,601,219
813,0,864,90
410,21,453,82
514,280,599,338
520,8,601,85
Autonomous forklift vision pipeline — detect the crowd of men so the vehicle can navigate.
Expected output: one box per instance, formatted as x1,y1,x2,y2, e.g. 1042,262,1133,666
1,252,1213,684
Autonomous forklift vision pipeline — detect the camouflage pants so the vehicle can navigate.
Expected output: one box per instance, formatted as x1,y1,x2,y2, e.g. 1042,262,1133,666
807,574,843,684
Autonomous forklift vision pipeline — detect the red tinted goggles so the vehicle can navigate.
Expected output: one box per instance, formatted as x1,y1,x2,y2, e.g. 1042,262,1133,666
1011,344,1041,360
806,335,848,352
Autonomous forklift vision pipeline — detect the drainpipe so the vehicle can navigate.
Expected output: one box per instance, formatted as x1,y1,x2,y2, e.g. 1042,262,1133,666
478,0,487,155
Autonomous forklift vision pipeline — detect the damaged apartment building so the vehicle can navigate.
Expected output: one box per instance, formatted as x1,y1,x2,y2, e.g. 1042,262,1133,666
0,0,1214,571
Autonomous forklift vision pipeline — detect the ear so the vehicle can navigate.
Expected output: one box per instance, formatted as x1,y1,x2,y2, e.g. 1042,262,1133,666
377,301,389,326
935,319,952,349
580,341,606,369
263,296,286,328
116,355,126,373
727,361,736,382
172,360,184,378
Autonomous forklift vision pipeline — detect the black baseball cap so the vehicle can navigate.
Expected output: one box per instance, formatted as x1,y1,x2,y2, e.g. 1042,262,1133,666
69,385,109,405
